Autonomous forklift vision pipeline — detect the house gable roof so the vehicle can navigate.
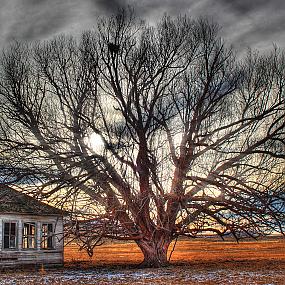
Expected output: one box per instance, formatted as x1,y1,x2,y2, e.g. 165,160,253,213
0,185,63,216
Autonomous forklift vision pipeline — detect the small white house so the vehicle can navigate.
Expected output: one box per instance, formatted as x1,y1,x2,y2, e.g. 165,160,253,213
0,185,64,268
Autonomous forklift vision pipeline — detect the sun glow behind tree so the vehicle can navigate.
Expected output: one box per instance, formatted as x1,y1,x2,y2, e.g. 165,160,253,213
88,133,105,153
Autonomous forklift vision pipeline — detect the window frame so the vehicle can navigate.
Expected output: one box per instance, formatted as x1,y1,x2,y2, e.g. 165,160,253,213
2,220,18,250
22,222,37,250
41,223,55,250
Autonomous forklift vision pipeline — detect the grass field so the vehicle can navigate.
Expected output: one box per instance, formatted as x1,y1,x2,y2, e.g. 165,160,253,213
1,238,285,284
65,236,285,266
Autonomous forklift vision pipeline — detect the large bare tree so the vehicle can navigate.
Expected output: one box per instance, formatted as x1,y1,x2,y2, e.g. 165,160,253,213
0,11,284,267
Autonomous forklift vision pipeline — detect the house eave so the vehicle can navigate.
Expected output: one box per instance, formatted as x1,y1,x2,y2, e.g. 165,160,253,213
0,211,64,217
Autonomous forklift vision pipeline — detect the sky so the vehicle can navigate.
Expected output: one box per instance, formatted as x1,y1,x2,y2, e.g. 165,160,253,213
0,0,285,55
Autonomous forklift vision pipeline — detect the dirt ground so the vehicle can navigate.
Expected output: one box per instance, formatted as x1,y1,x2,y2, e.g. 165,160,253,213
1,237,285,284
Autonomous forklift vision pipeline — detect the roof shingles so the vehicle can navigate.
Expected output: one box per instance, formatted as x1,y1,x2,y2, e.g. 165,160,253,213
0,185,63,215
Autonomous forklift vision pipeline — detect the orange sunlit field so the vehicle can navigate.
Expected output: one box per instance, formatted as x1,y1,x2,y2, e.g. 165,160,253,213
1,238,285,285
59,237,285,284
64,237,285,267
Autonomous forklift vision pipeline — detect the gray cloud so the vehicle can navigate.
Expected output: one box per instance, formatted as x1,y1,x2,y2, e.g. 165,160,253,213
91,0,128,14
132,0,196,17
0,0,284,54
6,2,69,41
212,0,285,52
0,0,81,48
217,0,270,15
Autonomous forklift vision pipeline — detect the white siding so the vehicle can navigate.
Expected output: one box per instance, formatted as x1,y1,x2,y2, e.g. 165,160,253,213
0,213,64,268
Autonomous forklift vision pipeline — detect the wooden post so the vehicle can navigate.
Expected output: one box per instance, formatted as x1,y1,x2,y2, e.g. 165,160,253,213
37,221,41,250
18,220,22,249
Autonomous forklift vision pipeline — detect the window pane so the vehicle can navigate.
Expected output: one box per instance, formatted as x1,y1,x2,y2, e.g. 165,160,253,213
23,225,28,236
42,224,47,234
41,223,53,249
30,224,35,235
10,223,16,235
47,236,53,248
22,223,36,249
10,236,16,248
4,223,10,235
48,224,53,233
23,237,28,248
29,237,35,248
3,222,17,249
4,236,9,249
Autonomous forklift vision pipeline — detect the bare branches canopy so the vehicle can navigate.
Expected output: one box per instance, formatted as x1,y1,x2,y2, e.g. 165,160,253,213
0,11,284,267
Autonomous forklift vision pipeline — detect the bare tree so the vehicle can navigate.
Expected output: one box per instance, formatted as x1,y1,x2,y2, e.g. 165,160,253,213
0,10,284,267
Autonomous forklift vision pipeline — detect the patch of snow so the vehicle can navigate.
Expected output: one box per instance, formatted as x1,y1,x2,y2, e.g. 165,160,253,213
0,267,283,285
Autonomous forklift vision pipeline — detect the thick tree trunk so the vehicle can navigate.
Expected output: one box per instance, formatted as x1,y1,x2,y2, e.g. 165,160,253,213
136,238,171,268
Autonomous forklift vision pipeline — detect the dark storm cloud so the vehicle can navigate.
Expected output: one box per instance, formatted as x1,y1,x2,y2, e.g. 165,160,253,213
212,0,285,52
0,0,285,54
87,0,197,20
217,0,270,14
0,0,82,49
6,1,70,42
91,0,128,14
117,0,285,52
227,11,285,50
132,0,196,17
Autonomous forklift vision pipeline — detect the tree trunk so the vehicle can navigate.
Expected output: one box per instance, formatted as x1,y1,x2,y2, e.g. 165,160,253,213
136,238,171,268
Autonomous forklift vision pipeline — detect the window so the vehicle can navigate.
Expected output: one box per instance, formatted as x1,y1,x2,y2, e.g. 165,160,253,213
41,223,54,249
3,222,17,249
22,223,36,249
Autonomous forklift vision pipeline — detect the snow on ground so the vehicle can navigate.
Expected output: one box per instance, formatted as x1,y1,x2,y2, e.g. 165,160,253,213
0,266,283,285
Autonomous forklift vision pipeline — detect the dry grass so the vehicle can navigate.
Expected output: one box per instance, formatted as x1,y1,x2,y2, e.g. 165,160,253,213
62,237,285,284
64,236,285,267
1,237,285,284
